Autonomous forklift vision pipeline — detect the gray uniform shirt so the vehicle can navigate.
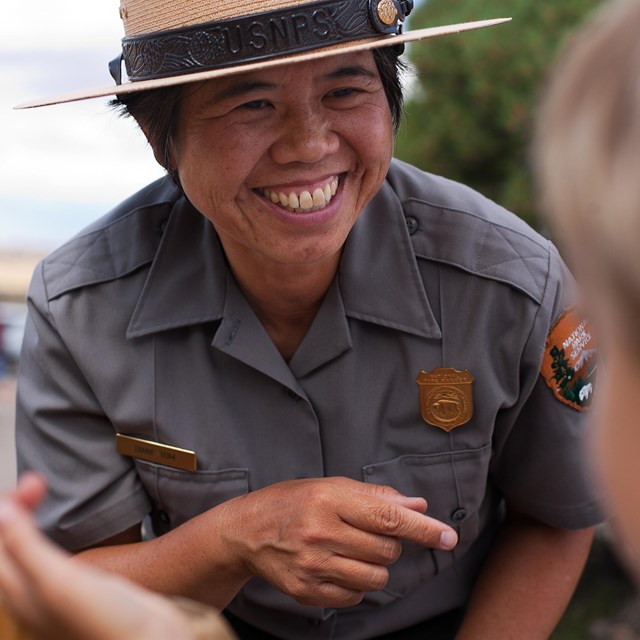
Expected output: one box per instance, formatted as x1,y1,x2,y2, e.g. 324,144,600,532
16,159,602,639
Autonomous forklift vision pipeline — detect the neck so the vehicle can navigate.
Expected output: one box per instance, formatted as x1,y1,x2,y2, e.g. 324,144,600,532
225,247,341,361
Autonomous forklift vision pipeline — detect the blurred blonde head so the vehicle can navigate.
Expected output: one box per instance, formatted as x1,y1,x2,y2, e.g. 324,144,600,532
536,0,640,353
535,0,640,580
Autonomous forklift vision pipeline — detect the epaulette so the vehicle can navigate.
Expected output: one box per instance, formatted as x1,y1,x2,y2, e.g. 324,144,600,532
387,159,551,305
42,178,181,301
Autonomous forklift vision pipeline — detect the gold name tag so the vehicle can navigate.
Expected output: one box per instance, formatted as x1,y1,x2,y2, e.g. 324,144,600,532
116,434,197,472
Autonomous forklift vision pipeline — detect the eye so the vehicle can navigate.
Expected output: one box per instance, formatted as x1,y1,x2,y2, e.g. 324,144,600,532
240,99,271,110
328,87,359,99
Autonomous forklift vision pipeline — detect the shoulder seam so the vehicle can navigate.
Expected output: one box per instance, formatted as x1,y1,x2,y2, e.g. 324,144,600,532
404,196,548,252
406,198,551,304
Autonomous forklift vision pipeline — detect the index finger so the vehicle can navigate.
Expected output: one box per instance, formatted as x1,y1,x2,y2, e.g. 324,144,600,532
341,499,458,551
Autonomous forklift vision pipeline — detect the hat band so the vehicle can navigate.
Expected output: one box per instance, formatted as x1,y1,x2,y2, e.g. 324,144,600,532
117,0,414,83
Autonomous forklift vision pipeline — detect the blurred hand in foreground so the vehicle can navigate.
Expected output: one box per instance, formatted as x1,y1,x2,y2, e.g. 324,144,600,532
0,473,235,640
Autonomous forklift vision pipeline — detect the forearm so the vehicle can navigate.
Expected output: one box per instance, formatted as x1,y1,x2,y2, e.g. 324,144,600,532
77,476,459,611
455,511,595,639
77,499,251,609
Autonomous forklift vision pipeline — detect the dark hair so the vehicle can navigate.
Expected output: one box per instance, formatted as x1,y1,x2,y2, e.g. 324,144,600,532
373,45,407,133
111,46,405,183
110,85,187,184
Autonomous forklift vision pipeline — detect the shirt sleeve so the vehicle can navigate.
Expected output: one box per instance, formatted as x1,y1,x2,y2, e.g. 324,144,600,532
15,262,151,550
489,243,605,529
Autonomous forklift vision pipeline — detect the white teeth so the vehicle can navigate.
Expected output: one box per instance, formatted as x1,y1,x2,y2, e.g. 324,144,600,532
299,191,314,210
261,177,339,212
313,188,326,207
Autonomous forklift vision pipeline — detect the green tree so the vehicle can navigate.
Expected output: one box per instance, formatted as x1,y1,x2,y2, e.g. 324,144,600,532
395,0,602,228
550,345,574,392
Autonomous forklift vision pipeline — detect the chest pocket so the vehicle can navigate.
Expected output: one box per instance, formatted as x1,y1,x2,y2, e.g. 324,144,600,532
362,443,492,605
135,461,249,534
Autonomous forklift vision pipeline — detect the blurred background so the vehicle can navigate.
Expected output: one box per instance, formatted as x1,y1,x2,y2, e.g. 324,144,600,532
1,1,638,637
0,0,163,494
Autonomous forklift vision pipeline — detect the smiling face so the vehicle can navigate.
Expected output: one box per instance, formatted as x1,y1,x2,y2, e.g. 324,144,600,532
169,51,393,275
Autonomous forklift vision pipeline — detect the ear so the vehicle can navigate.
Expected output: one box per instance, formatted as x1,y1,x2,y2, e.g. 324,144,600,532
158,137,178,174
137,118,177,173
148,138,166,168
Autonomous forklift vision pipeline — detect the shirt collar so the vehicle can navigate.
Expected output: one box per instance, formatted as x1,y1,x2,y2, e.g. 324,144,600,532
339,180,441,339
127,197,226,338
127,178,441,341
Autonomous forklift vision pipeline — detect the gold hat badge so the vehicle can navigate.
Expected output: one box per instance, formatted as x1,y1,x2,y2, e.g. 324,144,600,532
416,368,475,431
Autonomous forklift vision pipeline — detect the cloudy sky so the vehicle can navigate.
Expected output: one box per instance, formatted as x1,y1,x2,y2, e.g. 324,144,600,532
1,0,164,251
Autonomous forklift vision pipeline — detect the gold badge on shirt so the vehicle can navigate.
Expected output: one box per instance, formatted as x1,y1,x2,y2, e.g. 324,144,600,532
416,368,475,431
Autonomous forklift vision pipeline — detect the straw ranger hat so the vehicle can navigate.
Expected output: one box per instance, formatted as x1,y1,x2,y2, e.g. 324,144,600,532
18,0,510,108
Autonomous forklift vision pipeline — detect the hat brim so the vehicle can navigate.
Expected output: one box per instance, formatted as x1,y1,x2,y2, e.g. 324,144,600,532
15,18,510,109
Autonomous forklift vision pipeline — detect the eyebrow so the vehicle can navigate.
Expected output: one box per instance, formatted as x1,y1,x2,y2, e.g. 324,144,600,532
211,64,378,103
211,80,279,103
322,65,379,82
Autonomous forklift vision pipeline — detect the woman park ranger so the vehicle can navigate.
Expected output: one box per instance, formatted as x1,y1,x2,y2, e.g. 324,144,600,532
15,1,602,638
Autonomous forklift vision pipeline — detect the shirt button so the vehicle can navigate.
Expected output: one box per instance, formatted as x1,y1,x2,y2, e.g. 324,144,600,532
158,510,170,524
405,216,420,235
451,508,467,523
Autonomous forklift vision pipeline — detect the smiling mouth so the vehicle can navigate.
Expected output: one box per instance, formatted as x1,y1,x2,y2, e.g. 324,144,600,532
259,176,339,213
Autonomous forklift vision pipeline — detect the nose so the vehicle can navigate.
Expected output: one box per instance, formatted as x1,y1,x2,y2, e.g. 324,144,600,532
269,106,340,165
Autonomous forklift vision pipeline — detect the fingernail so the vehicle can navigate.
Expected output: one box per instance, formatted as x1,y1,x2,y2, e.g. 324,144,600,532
440,530,458,550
